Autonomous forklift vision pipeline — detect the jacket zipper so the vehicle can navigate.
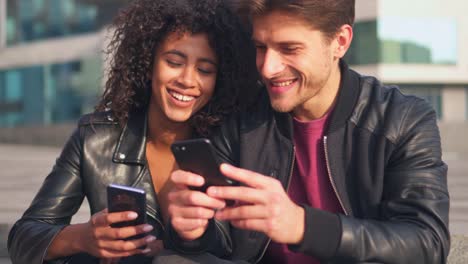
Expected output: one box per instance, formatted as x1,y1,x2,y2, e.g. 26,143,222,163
256,146,296,263
152,209,165,231
214,220,231,248
323,136,348,215
141,165,166,231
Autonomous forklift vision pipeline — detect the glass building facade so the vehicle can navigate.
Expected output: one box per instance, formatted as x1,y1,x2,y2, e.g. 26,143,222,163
0,0,128,128
6,0,128,45
346,17,457,65
0,57,102,127
345,12,460,120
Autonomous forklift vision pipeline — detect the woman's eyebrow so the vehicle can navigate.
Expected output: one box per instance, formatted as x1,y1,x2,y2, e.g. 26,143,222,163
163,50,186,58
164,49,217,66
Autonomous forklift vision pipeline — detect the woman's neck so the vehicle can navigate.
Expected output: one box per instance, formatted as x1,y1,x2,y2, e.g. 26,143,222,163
146,108,193,148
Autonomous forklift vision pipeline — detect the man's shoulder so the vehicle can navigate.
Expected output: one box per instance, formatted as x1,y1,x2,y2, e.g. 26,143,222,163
355,71,430,112
351,71,436,142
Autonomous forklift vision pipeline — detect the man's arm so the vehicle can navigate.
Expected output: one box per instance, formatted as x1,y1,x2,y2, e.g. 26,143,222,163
329,97,450,263
209,98,449,263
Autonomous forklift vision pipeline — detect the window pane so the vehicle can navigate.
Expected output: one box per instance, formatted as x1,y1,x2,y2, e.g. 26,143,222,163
0,57,102,127
346,20,379,64
6,0,129,45
347,18,457,65
379,17,457,64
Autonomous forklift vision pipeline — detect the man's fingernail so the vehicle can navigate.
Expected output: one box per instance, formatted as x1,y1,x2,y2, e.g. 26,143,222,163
143,225,153,232
208,187,217,195
196,177,204,185
128,212,138,219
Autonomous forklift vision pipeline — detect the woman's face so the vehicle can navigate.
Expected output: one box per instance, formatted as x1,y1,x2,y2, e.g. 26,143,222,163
149,32,218,124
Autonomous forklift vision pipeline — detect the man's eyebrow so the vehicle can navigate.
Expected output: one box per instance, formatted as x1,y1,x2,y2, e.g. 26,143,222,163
277,41,304,46
252,39,304,46
163,50,217,66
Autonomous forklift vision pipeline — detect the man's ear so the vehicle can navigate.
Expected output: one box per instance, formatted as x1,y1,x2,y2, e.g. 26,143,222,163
333,24,353,59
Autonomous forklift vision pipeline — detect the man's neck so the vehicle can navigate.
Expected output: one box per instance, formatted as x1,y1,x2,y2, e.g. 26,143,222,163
292,63,341,122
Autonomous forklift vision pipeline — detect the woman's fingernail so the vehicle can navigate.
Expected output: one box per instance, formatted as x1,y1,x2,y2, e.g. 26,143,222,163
128,212,138,219
142,247,151,254
146,236,156,243
143,225,153,232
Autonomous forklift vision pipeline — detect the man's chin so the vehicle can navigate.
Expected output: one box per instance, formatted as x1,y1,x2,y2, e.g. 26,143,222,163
270,101,294,113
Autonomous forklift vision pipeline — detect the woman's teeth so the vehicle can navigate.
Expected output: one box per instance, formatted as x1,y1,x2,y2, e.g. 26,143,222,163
169,91,195,102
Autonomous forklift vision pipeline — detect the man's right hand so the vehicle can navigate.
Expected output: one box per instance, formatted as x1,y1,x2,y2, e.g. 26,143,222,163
167,170,226,241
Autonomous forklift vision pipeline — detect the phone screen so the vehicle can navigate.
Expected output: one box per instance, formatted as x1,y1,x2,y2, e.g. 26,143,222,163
107,184,147,228
171,138,235,191
171,138,236,206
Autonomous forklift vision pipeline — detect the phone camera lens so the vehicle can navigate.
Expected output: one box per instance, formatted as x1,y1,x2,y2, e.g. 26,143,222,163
181,146,186,151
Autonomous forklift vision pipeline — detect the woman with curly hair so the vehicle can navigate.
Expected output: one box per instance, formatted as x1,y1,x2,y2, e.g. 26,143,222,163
7,0,258,263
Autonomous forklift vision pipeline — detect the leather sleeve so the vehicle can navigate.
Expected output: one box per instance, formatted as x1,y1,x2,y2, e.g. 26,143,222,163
8,127,85,264
164,219,232,257
293,98,450,263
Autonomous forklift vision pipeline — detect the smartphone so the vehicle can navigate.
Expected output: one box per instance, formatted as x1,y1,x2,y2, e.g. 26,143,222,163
171,138,236,193
107,183,147,230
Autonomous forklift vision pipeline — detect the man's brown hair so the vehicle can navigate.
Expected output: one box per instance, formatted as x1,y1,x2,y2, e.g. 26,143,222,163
230,0,355,40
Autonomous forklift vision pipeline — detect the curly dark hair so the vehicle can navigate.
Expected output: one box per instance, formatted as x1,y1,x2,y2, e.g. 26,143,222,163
96,0,259,136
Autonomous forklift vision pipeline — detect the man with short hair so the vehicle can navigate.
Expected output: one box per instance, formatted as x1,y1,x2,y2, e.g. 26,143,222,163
165,0,450,263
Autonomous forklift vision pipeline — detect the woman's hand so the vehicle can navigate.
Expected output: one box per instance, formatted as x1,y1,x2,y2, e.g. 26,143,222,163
167,170,226,240
77,209,156,258
99,233,164,263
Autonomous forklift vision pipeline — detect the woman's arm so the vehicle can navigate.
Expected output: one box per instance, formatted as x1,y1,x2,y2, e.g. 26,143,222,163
8,129,85,264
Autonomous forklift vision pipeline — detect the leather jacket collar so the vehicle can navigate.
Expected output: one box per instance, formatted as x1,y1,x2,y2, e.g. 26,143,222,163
113,108,148,165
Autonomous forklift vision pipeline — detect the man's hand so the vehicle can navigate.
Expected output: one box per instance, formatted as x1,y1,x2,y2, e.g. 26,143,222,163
207,164,305,244
167,170,226,241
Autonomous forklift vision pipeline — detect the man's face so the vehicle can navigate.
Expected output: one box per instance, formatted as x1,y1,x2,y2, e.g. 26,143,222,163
252,11,341,117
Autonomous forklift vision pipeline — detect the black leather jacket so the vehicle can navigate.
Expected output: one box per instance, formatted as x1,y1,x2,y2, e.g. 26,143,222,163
7,108,163,264
200,62,450,263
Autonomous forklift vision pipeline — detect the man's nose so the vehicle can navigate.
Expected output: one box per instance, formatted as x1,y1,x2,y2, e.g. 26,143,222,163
258,49,285,78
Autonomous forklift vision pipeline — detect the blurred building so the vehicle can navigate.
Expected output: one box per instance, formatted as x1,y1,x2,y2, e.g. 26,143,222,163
0,0,128,129
348,0,468,122
0,0,467,145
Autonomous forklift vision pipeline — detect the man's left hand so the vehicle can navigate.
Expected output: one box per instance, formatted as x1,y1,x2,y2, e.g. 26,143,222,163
207,164,305,244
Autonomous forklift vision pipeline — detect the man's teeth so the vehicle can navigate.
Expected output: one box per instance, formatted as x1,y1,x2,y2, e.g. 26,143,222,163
169,91,195,102
272,80,295,87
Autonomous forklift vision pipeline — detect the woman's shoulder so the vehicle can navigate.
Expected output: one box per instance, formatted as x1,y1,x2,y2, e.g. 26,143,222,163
77,110,120,127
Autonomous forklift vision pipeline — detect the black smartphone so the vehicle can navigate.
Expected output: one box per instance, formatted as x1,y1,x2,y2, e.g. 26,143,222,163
107,183,147,230
171,138,236,193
